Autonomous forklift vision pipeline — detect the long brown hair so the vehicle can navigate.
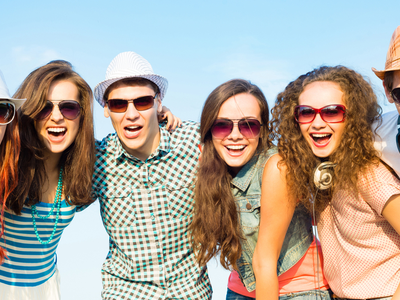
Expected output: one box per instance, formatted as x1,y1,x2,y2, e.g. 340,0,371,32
191,79,272,270
270,66,382,213
9,60,95,214
0,112,21,260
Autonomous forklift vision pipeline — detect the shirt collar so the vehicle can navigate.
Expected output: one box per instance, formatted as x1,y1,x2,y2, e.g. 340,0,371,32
231,153,260,192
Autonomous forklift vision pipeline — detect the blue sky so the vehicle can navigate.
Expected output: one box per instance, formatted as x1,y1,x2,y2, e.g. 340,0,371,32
1,1,399,299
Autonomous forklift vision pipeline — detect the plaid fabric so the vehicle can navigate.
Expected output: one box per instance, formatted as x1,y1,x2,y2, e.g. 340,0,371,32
93,121,212,300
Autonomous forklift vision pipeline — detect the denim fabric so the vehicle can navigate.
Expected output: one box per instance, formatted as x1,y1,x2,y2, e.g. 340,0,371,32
231,147,313,292
226,288,332,300
226,288,254,300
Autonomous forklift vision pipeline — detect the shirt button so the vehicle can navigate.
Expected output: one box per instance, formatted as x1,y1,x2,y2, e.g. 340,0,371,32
151,214,155,220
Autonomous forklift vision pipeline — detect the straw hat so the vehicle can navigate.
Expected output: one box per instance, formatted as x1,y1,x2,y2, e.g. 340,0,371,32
94,51,168,107
372,26,400,80
0,70,26,109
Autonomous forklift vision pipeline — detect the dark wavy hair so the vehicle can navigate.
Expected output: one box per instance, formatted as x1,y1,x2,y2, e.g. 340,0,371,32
190,79,272,270
9,60,95,214
269,66,382,213
0,111,21,260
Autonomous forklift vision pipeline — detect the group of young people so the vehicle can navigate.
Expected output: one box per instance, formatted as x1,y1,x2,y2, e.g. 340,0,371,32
0,25,399,300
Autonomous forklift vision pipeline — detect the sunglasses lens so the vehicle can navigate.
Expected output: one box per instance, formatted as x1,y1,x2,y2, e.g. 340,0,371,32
37,102,54,120
108,99,128,113
320,106,345,123
134,96,154,111
0,103,15,124
59,101,81,120
238,119,261,138
211,120,233,138
392,88,400,103
295,106,316,123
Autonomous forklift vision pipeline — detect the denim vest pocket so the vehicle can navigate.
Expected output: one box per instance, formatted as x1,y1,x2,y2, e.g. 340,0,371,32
235,195,261,292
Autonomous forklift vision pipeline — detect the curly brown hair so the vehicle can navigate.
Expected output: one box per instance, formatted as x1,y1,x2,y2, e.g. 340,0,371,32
269,66,382,213
190,79,273,270
10,60,95,214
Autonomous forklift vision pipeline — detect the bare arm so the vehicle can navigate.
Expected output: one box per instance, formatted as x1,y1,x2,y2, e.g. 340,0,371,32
252,154,296,300
382,193,400,300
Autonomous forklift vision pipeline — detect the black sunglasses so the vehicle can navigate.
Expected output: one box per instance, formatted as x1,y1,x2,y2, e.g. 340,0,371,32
0,101,15,125
36,100,81,120
391,88,400,104
397,115,400,153
106,94,157,113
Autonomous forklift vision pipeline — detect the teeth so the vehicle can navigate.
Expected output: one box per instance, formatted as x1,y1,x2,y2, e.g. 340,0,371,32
226,145,245,150
126,126,140,130
48,128,66,133
311,133,330,138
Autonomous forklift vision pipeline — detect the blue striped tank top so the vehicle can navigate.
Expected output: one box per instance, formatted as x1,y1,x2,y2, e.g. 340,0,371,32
0,199,76,287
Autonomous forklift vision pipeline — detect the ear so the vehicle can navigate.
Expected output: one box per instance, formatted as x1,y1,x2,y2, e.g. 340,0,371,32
156,98,162,114
383,81,394,104
104,105,110,118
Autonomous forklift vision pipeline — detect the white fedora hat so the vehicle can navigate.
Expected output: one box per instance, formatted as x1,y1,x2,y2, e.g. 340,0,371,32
94,51,168,107
0,70,26,110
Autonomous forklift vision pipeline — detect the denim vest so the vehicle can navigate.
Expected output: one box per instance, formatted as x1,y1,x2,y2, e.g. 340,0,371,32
231,147,313,292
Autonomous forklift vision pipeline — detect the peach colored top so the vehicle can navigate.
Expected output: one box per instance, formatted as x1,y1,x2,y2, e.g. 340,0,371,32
317,163,400,298
228,240,329,297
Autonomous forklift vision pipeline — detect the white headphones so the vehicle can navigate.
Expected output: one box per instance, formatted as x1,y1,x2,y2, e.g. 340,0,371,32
313,161,336,190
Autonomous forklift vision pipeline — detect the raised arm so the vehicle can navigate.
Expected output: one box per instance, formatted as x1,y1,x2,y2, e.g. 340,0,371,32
252,154,296,300
382,193,400,300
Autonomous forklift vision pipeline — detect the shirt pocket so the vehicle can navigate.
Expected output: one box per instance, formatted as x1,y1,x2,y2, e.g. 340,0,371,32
98,185,137,228
236,195,261,239
166,182,194,219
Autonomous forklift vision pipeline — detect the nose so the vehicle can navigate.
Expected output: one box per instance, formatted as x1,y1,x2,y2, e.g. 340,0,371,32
124,102,140,120
310,112,327,129
227,123,243,140
50,104,63,122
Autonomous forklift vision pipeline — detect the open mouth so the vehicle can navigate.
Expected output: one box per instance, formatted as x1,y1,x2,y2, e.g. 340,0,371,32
125,125,142,133
47,127,66,137
225,145,246,153
311,133,331,145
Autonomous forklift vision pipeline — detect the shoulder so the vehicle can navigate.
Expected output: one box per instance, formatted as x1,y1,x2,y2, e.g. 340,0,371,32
374,110,398,133
262,152,285,179
95,133,118,154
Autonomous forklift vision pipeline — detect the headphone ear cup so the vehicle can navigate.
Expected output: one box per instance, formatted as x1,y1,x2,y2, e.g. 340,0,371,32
313,162,336,190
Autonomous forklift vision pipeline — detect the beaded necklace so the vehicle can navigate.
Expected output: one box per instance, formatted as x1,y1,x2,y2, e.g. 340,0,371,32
31,167,63,245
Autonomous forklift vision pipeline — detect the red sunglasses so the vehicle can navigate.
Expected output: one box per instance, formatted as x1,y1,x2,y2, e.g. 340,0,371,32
294,104,346,124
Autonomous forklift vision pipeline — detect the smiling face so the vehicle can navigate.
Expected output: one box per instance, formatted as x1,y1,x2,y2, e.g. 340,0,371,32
35,80,81,157
104,83,162,161
212,93,261,175
298,81,346,158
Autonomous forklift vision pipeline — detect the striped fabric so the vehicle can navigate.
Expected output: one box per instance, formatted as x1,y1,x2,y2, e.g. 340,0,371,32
93,121,212,300
0,200,77,287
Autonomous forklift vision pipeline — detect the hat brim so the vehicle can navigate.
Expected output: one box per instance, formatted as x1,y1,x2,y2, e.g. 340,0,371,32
372,67,400,80
94,74,168,107
0,98,26,110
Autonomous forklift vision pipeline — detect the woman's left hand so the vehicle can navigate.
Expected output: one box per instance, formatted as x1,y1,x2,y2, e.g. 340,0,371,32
158,106,182,132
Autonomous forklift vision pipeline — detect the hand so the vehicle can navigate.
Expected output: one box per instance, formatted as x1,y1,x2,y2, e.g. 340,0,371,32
158,106,182,132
